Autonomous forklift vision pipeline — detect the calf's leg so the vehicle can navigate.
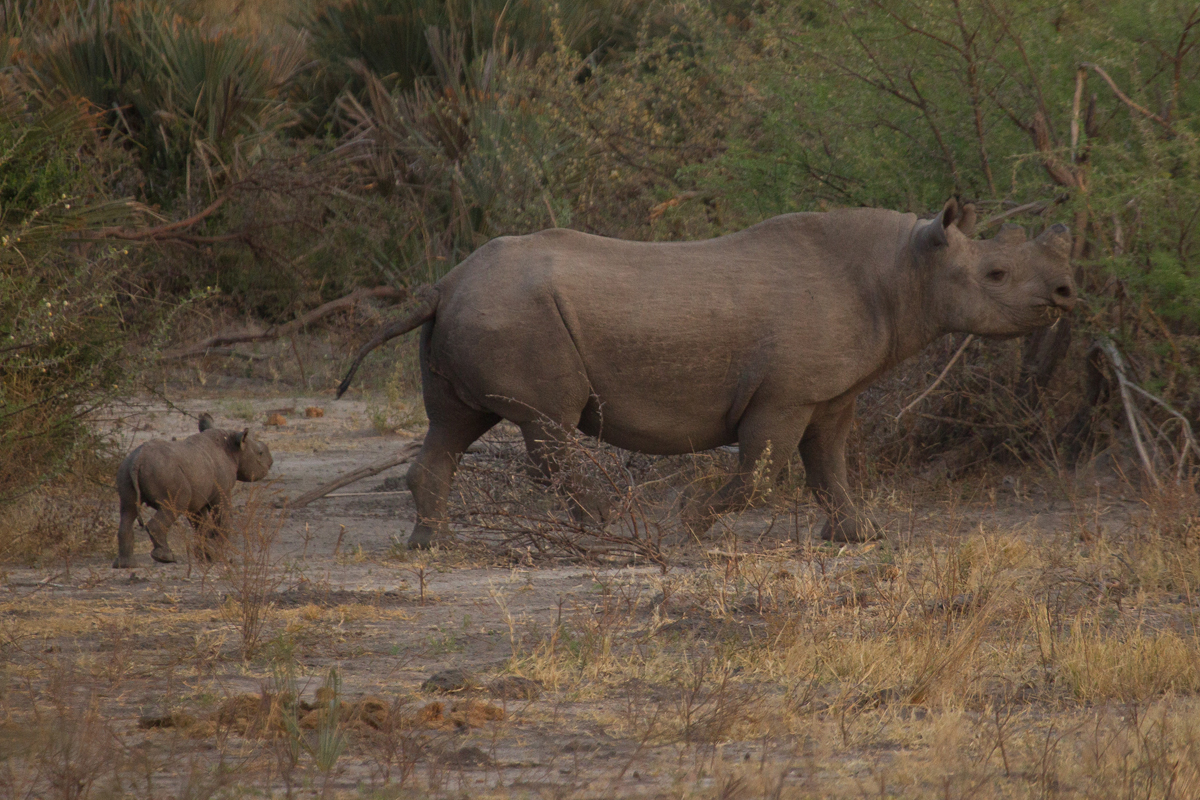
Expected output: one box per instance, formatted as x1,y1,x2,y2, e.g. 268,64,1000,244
143,502,183,563
113,501,140,568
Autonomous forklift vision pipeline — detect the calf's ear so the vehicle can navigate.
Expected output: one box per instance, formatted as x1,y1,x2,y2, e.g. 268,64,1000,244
915,199,954,251
233,428,250,449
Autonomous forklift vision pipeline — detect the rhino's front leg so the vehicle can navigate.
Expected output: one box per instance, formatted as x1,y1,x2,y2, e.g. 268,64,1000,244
800,399,881,543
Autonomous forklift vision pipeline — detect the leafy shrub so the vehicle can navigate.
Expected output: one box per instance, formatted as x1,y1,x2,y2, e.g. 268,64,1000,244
27,0,307,197
0,100,152,500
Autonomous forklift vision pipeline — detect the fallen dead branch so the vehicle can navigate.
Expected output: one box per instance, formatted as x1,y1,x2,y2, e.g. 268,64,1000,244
82,194,231,242
281,441,423,509
1093,337,1200,487
454,424,678,568
161,286,407,361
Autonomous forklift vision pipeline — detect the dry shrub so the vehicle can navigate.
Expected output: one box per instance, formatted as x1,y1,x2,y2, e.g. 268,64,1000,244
1074,701,1200,799
0,696,120,800
215,488,289,659
0,483,113,566
1056,617,1200,702
453,424,686,566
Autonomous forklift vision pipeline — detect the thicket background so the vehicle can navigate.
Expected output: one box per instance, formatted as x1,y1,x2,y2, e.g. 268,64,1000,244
2,0,1198,504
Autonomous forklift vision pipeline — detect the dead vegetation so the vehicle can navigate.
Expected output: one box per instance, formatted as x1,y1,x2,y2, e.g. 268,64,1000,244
1,445,1199,796
2,329,1198,797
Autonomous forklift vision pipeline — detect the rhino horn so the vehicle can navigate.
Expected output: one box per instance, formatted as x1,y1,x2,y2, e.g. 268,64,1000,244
995,223,1027,244
1035,223,1072,257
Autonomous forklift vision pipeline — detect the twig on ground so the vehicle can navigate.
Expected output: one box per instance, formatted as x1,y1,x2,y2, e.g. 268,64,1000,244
281,441,423,508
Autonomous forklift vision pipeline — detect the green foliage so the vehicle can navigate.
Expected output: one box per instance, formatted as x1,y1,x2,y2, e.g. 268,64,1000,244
27,0,306,195
0,104,80,223
0,101,155,500
300,0,654,100
3,0,1200,482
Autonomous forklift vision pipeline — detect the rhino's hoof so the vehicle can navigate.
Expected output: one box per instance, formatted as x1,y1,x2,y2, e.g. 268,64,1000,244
569,494,612,526
407,524,437,550
818,515,882,543
151,547,178,564
113,556,132,569
679,505,717,538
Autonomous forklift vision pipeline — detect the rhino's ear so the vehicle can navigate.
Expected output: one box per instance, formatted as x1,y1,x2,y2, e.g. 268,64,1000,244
233,428,250,449
915,199,960,251
956,202,977,237
1035,222,1072,258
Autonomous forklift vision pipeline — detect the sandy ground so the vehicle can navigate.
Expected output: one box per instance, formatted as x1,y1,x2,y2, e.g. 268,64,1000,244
3,390,1189,799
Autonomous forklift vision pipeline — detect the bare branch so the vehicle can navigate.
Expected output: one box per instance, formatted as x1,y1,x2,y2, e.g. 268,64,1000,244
897,335,975,421
1079,62,1174,133
282,441,423,509
160,286,408,361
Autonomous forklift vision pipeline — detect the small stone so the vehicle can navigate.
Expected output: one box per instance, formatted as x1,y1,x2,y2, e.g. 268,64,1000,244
266,413,287,426
305,406,325,418
440,745,493,766
377,476,405,492
488,676,543,701
421,668,476,694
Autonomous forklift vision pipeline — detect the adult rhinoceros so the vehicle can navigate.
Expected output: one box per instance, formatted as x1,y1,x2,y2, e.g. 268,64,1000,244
339,200,1075,548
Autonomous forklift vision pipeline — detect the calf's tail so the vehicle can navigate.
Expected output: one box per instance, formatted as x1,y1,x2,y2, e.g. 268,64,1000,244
131,451,146,528
336,286,440,399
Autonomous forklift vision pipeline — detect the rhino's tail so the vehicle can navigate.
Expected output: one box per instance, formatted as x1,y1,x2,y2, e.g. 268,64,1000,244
336,285,440,399
129,449,147,530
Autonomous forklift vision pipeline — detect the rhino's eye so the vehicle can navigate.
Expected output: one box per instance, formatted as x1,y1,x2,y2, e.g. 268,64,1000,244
985,268,1007,283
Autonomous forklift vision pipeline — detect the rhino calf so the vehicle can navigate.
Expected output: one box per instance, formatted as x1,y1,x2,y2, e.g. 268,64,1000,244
339,199,1075,547
113,414,273,568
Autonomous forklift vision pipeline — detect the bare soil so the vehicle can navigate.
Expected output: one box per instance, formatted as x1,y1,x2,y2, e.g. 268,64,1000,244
2,386,1198,799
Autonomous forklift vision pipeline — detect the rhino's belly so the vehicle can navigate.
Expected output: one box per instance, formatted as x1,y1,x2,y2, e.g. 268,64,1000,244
575,391,738,455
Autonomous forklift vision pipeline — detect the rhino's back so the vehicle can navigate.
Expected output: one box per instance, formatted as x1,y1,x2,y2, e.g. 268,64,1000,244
125,434,236,510
430,210,913,451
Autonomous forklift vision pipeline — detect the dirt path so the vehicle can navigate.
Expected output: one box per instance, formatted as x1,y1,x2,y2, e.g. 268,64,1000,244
3,394,1195,799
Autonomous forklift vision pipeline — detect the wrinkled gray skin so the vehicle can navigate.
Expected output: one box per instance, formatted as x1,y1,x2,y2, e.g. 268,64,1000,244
339,199,1076,548
112,414,274,567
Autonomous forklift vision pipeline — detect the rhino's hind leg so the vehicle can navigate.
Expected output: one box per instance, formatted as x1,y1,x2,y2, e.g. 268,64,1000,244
519,420,612,525
681,404,813,536
143,505,181,564
407,413,501,549
191,505,226,562
113,504,140,568
800,399,882,543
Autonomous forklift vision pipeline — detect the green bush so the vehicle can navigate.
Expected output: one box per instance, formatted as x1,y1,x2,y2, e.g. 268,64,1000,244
28,0,306,197
0,101,155,499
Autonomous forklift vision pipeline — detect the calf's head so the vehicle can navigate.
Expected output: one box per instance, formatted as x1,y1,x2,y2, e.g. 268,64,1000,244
232,428,273,482
917,199,1076,338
